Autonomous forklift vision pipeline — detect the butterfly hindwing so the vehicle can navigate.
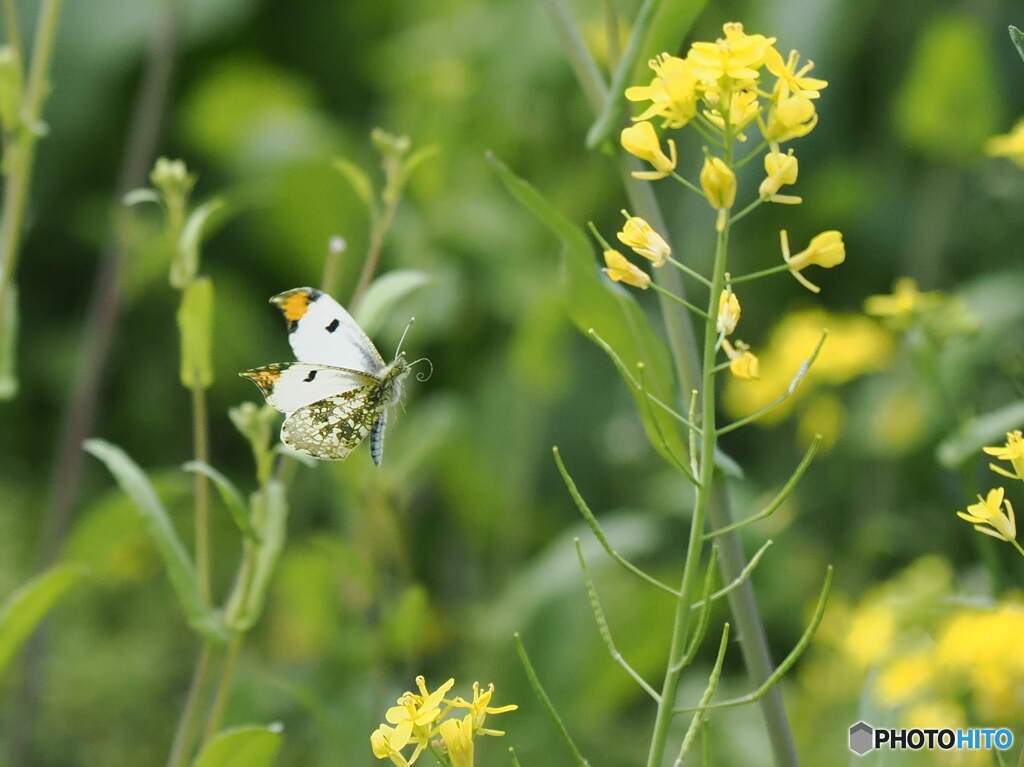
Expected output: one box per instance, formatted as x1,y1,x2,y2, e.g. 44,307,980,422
239,362,380,413
270,287,386,373
280,385,386,461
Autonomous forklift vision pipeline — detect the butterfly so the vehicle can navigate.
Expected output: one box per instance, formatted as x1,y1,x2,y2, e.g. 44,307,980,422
240,287,423,464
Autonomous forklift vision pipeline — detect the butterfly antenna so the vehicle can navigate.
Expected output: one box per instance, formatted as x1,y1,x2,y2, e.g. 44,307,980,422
395,316,416,358
408,357,434,382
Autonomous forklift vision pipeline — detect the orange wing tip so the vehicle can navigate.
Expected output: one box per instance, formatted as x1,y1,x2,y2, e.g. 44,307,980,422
270,287,321,322
239,365,285,394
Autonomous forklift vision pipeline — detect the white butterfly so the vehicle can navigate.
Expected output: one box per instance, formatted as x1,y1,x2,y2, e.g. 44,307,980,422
241,287,417,464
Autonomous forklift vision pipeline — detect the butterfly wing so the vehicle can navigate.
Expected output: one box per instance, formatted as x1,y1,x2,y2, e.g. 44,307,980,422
280,385,385,461
240,362,380,413
270,287,386,373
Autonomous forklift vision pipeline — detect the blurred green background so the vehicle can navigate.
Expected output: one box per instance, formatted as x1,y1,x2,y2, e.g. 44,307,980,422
1,0,1024,765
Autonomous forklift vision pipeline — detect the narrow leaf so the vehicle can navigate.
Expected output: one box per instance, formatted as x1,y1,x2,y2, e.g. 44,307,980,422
224,481,288,632
193,723,283,767
352,269,433,336
83,439,226,641
182,461,259,542
173,197,225,288
177,276,215,389
0,565,82,675
0,283,17,400
1011,26,1024,63
937,401,1024,468
332,157,374,209
122,188,162,208
488,152,687,464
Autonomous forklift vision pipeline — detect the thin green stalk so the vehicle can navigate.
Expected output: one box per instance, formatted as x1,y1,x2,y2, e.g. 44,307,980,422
2,0,22,63
728,197,764,226
191,385,211,603
666,256,711,288
734,140,768,169
0,0,62,324
650,282,709,319
730,263,790,284
165,641,215,767
671,171,705,199
202,635,243,740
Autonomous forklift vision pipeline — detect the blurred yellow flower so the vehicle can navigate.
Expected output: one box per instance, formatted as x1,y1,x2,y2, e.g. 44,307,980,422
877,649,935,706
987,119,1024,167
765,48,828,99
617,210,670,267
759,150,800,204
763,92,818,143
864,277,941,327
438,715,475,767
603,249,650,289
781,229,845,293
956,488,1017,543
868,385,928,455
688,22,776,86
625,54,699,129
984,430,1024,481
797,393,843,450
843,602,895,668
450,681,518,735
717,288,741,336
621,121,677,180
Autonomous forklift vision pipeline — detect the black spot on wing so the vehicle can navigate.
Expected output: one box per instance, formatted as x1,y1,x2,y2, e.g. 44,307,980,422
325,318,340,333
303,369,318,382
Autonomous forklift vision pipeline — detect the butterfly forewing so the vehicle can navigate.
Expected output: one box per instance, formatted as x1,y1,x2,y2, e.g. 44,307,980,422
280,385,385,461
240,362,380,413
271,287,385,374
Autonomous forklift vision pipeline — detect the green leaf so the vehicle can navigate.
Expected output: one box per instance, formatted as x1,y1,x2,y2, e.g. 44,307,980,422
0,565,82,676
173,197,225,288
225,481,288,632
122,188,162,208
193,724,283,767
894,13,1002,162
83,439,226,642
229,402,279,486
332,157,374,210
936,401,1024,468
177,276,215,389
487,152,687,463
0,283,17,400
182,461,259,542
353,269,433,336
399,144,440,185
1011,26,1024,63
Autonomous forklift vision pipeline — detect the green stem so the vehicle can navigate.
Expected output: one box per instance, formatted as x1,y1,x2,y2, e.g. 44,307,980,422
165,641,215,767
730,263,790,284
665,255,711,288
1011,539,1024,560
645,212,729,767
734,140,768,169
728,197,764,226
0,0,61,325
202,635,243,741
192,385,211,603
650,281,709,319
671,171,706,199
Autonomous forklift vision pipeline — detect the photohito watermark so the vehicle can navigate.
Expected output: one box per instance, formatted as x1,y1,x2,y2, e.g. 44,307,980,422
848,721,1014,757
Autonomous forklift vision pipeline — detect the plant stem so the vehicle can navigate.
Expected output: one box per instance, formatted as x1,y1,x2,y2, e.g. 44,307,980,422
192,384,211,603
165,641,215,767
644,215,728,767
202,635,243,740
352,193,399,306
0,0,61,330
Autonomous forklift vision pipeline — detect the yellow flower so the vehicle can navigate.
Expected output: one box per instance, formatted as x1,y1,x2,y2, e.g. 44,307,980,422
762,91,818,143
722,338,758,379
371,724,413,767
987,119,1024,167
758,150,800,204
764,48,828,99
703,88,761,137
603,249,650,289
700,156,736,222
385,676,454,744
864,277,941,327
450,682,518,735
984,431,1024,481
620,121,677,180
843,602,894,668
780,229,845,293
625,54,699,129
438,715,474,767
877,650,935,706
957,487,1016,542
617,210,670,267
687,22,776,86
717,288,741,336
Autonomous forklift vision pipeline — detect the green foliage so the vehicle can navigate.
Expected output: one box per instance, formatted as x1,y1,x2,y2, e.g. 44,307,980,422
0,283,16,399
229,403,279,487
177,276,215,389
353,269,433,335
894,13,1002,162
192,724,283,767
936,401,1024,468
83,439,226,642
0,565,82,676
182,461,258,542
1011,25,1024,63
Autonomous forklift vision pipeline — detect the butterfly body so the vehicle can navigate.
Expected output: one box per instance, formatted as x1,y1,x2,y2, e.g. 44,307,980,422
240,287,412,463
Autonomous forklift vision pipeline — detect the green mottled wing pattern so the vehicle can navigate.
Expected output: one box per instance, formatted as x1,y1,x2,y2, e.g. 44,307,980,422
280,384,386,461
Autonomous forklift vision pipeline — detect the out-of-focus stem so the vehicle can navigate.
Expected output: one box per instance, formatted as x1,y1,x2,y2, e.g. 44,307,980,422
192,385,211,602
166,641,215,767
202,635,242,740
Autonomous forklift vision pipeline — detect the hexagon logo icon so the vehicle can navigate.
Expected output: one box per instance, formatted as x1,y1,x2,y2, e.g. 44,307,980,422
849,721,875,756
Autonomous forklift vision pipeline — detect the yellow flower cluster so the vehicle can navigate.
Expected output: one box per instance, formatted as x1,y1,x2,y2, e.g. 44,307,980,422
621,21,827,194
723,309,893,439
987,118,1024,167
370,676,516,767
955,431,1024,550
